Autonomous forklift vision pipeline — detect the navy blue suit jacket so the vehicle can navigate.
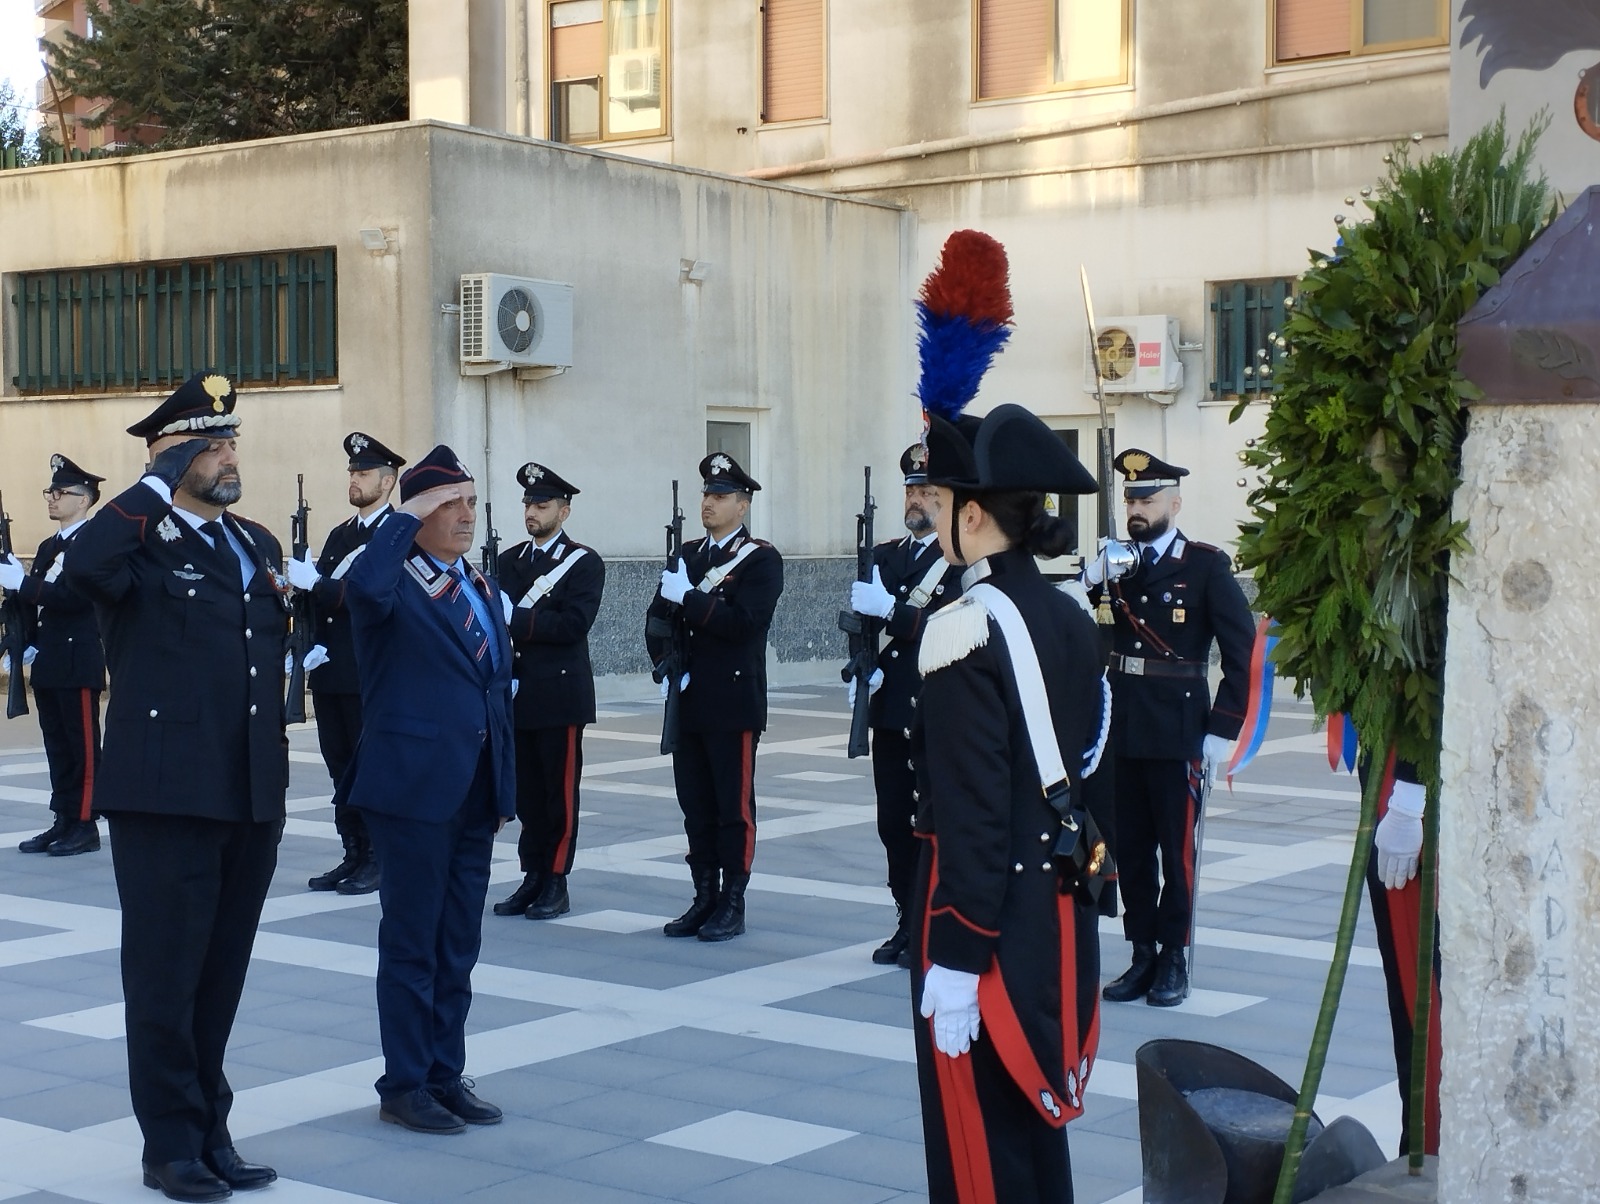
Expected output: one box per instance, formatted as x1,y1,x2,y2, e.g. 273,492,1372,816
336,512,516,823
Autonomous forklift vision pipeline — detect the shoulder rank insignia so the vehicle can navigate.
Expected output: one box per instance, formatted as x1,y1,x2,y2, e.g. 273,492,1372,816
157,516,182,543
918,592,990,675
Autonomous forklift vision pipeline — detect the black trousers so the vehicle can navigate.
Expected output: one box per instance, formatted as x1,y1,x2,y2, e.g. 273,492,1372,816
1114,756,1202,949
108,812,282,1163
671,729,758,876
513,724,584,876
361,755,497,1099
33,683,102,822
313,689,368,849
871,726,918,908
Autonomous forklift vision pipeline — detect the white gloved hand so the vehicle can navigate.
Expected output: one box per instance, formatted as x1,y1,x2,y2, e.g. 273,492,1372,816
660,562,692,605
0,554,24,591
1375,779,1426,890
284,651,294,675
500,592,514,626
303,644,329,672
23,646,38,667
0,653,8,674
846,667,885,710
850,567,896,619
659,672,691,698
511,679,520,699
1202,733,1232,774
284,552,321,591
920,964,982,1057
1081,550,1106,587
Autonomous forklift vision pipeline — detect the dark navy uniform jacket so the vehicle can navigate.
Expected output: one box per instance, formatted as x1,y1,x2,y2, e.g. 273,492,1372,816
867,533,962,733
498,531,604,731
335,512,515,823
64,482,290,821
1091,530,1254,760
308,505,391,696
913,548,1105,1125
18,526,106,690
645,526,784,735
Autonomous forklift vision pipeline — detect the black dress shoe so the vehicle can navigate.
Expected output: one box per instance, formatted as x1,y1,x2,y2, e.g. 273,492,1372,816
1101,942,1159,1003
430,1077,503,1125
379,1086,467,1133
524,874,569,920
203,1146,277,1191
493,872,544,916
872,914,910,965
47,819,100,856
1146,946,1190,1008
335,858,380,895
308,852,360,891
141,1158,232,1202
19,816,68,854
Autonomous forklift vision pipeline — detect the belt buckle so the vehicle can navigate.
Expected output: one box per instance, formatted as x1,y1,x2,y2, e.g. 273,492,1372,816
1123,655,1145,676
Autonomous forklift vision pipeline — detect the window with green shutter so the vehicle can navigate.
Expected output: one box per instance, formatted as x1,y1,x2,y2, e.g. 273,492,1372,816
1210,278,1292,400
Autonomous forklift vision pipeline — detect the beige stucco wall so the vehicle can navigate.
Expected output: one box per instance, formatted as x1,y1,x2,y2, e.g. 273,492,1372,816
0,122,911,561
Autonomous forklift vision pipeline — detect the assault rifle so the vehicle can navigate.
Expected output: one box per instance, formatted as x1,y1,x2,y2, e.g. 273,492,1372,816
646,480,687,755
837,467,877,758
480,500,501,583
284,475,312,725
0,492,29,719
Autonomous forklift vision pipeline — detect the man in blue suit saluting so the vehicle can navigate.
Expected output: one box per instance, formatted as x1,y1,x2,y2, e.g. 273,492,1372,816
335,444,516,1134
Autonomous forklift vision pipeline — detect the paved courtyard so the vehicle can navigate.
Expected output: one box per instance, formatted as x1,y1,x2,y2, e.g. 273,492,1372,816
0,674,1400,1203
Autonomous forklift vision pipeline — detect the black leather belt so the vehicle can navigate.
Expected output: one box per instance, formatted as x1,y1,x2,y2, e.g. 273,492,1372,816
1110,653,1205,679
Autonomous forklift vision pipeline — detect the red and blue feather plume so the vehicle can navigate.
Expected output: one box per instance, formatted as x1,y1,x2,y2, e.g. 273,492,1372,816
916,230,1014,422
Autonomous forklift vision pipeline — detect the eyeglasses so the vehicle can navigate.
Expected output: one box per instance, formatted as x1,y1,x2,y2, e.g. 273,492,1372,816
43,489,89,501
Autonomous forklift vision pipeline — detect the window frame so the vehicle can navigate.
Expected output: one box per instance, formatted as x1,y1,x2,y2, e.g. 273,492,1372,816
759,0,828,127
1209,277,1292,402
971,0,1133,105
547,0,671,146
1270,0,1448,67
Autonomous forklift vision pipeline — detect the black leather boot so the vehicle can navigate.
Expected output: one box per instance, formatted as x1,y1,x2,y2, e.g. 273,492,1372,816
1101,942,1159,1003
308,837,360,891
1146,946,1190,1008
493,872,544,916
19,815,68,854
663,867,720,937
872,907,911,965
524,874,570,920
335,856,380,895
47,819,100,856
698,873,748,942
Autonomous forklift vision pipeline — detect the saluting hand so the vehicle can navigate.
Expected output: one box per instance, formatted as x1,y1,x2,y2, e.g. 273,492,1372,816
145,438,212,491
397,483,464,519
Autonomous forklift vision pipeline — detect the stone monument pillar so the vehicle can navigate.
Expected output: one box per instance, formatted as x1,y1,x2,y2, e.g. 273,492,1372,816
1444,186,1600,1203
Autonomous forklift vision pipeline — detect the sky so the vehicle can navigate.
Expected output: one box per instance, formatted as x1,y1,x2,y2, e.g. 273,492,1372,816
1,0,47,129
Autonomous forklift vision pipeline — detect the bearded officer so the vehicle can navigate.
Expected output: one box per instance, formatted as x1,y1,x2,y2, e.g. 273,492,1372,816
845,443,962,966
1090,448,1253,1008
285,431,406,894
65,372,286,1201
645,453,784,942
1,454,108,857
491,461,605,921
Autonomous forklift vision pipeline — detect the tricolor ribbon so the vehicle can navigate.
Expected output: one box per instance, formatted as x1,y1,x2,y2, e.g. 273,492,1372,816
1224,616,1277,784
1326,711,1358,774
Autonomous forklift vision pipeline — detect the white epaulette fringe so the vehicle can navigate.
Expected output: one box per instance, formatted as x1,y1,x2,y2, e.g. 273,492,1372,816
918,592,991,675
1056,579,1093,616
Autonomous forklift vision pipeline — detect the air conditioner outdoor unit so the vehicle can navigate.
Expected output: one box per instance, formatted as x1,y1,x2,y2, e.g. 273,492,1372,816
1083,315,1183,395
459,273,574,372
608,49,662,101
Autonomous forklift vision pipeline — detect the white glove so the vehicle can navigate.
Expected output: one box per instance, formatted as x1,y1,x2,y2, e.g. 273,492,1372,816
1202,733,1232,773
0,554,24,591
1375,779,1426,890
284,553,321,591
846,667,884,710
500,592,514,626
851,567,896,619
920,964,982,1057
0,653,8,674
24,646,38,666
303,644,329,672
511,679,520,699
1081,550,1105,587
284,651,294,675
658,672,691,698
660,562,692,605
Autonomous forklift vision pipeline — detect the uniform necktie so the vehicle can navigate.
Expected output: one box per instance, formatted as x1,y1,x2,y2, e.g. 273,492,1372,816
449,567,496,668
202,521,242,589
1142,544,1159,569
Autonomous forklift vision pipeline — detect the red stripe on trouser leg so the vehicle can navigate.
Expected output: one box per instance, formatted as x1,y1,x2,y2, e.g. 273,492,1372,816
78,688,95,822
1182,760,1200,943
932,1042,999,1204
1382,862,1442,1154
550,725,578,873
739,732,756,873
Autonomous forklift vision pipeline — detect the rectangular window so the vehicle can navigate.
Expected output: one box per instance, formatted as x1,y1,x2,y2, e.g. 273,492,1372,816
10,249,337,396
706,420,752,467
549,0,668,143
977,0,1128,102
1273,0,1446,64
761,0,825,124
1210,278,1291,400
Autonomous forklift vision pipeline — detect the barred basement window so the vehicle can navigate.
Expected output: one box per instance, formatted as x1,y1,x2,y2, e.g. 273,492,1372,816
10,249,337,396
1211,278,1291,400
